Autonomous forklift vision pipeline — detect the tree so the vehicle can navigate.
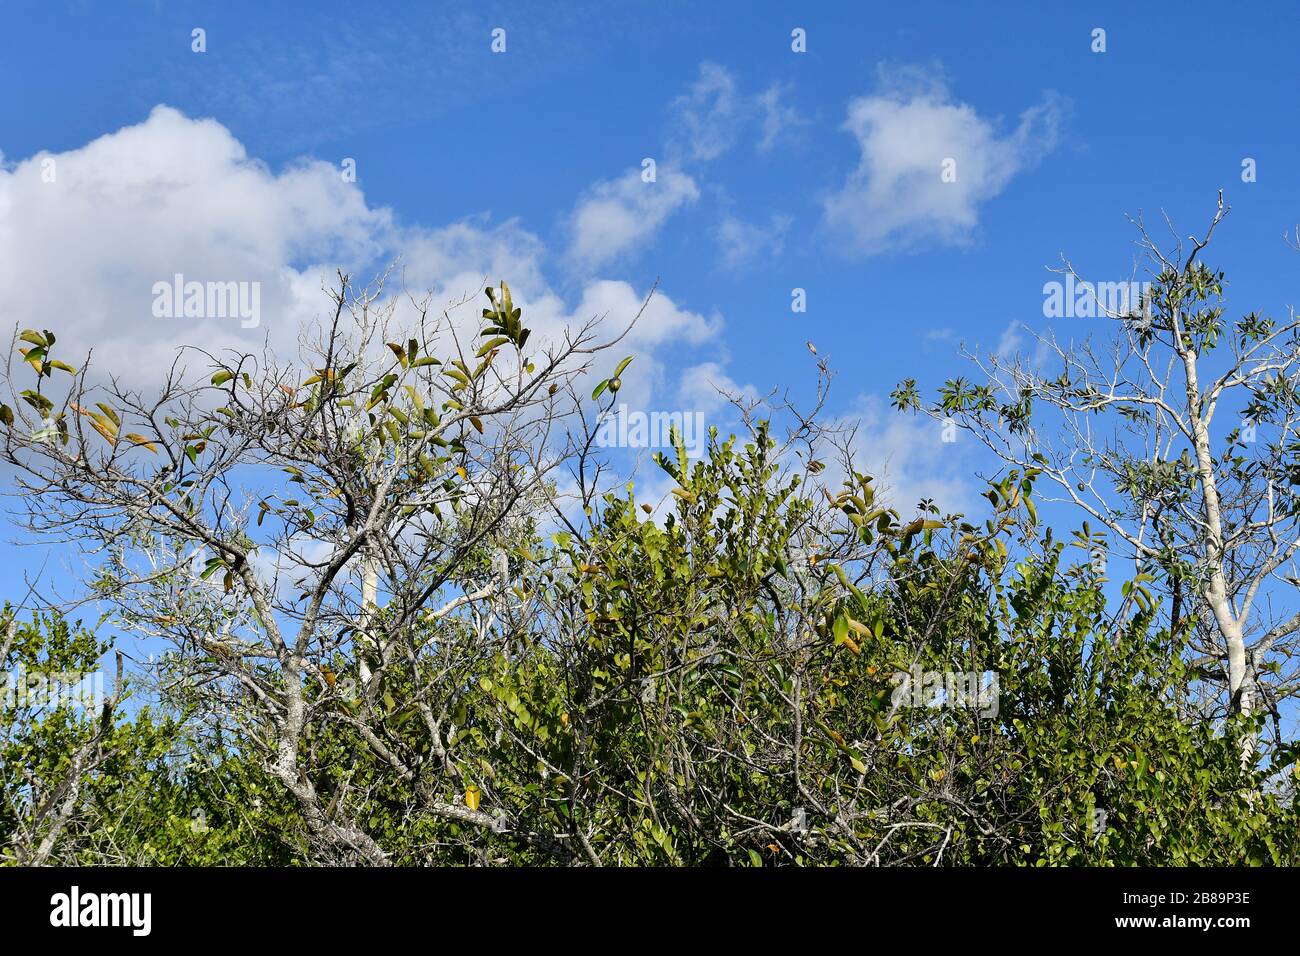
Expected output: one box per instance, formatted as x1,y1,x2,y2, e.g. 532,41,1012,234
4,432,1293,865
3,264,1295,866
1,607,305,865
0,270,640,864
893,194,1300,767
0,609,132,864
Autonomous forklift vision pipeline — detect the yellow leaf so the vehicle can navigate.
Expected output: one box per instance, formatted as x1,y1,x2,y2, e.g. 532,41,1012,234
124,433,158,453
464,786,481,812
89,420,117,446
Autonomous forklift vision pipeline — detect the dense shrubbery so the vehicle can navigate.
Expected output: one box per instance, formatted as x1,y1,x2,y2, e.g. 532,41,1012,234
5,429,1294,865
3,247,1297,865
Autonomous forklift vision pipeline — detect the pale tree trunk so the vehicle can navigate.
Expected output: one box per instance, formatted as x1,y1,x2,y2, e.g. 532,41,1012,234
359,551,379,687
1182,347,1258,765
274,650,389,865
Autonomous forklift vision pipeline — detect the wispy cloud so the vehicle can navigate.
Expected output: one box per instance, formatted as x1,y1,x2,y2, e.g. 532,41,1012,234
757,83,808,152
668,63,809,161
666,62,744,163
565,63,804,277
713,213,791,272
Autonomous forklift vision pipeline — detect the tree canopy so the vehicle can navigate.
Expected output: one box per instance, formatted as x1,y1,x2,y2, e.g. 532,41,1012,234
3,242,1297,866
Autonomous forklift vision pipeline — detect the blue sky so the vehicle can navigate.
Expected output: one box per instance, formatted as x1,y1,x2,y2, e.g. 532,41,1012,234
2,0,1300,606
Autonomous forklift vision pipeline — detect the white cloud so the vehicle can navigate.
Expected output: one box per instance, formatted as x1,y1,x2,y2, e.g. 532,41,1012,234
995,320,1027,358
757,83,807,152
0,106,722,424
991,319,1053,369
0,105,389,376
564,280,722,413
667,62,743,163
677,361,759,419
565,64,802,277
564,166,699,272
574,279,718,350
248,534,340,601
713,214,790,271
668,64,807,161
823,65,1063,256
830,395,975,517
400,216,550,302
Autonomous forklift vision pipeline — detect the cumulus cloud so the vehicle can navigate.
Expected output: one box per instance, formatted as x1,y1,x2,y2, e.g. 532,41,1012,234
400,216,550,302
0,105,389,375
823,65,1063,256
830,395,975,517
563,280,722,414
564,166,699,272
0,106,724,426
677,361,760,419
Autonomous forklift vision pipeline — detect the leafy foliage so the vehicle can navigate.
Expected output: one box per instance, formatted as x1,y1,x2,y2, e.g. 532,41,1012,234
2,257,1296,865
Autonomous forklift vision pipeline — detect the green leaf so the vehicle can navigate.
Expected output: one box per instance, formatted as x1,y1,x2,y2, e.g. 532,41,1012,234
477,336,510,357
